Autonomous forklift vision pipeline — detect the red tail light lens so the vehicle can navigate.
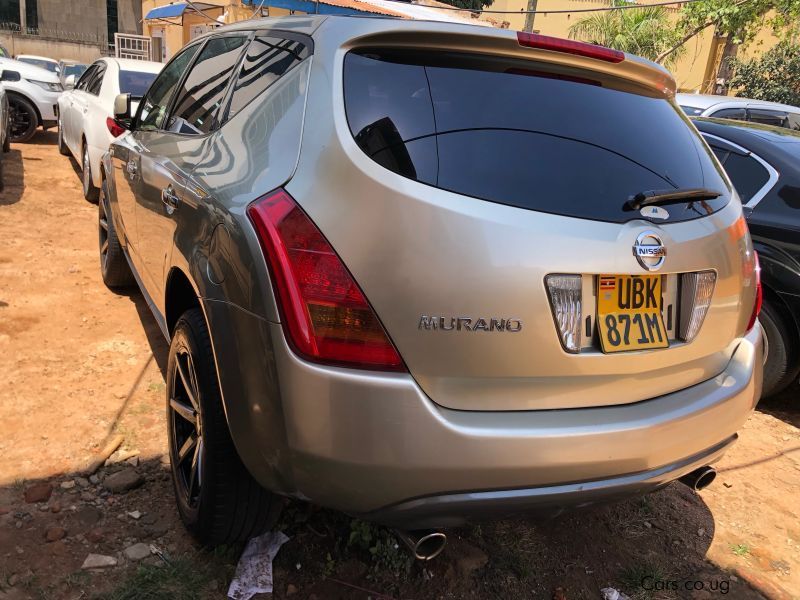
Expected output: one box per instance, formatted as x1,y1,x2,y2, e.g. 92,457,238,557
248,189,405,371
106,117,126,137
517,32,624,63
746,251,762,332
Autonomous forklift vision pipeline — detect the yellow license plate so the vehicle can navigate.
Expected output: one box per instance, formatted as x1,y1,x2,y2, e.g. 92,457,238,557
597,274,669,353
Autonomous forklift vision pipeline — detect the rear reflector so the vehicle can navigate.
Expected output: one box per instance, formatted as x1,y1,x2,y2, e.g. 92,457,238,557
247,189,405,372
746,251,762,332
679,271,716,342
517,32,625,64
545,274,582,353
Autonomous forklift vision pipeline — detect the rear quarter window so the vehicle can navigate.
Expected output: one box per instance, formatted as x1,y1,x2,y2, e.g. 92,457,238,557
344,50,730,224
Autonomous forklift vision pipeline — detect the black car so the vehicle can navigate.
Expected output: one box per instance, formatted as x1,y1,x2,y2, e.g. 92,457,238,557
694,118,800,398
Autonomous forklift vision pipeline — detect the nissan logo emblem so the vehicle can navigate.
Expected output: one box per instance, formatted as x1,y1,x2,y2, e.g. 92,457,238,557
633,231,667,271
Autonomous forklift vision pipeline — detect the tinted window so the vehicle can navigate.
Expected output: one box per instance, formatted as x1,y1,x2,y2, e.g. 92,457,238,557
119,70,157,98
711,107,747,120
710,145,729,163
680,104,704,116
63,64,87,79
225,35,309,122
748,108,788,128
75,65,96,91
344,50,729,224
168,35,247,135
87,63,105,95
723,153,770,202
19,57,57,73
136,44,200,131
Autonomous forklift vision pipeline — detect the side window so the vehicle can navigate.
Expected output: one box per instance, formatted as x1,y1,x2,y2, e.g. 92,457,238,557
136,44,201,132
709,145,729,164
711,107,747,121
224,34,309,122
167,35,247,135
75,65,96,91
87,63,106,95
722,153,770,203
748,108,788,128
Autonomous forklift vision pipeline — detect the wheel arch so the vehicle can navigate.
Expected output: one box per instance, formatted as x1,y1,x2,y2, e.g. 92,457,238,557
165,267,203,338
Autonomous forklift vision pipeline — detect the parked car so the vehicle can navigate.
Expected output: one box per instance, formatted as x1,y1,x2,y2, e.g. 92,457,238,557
678,93,800,130
0,83,10,191
694,117,800,398
58,59,88,90
0,57,62,142
100,17,762,546
15,54,60,75
58,57,161,201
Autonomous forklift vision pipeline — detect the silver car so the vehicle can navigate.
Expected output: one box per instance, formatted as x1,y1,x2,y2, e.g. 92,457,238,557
99,16,763,545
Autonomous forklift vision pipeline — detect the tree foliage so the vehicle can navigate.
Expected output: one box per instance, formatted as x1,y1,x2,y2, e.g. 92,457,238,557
728,42,800,105
568,0,687,67
439,0,494,10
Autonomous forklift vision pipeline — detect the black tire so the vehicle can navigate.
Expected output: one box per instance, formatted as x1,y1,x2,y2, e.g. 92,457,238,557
0,149,4,194
98,177,134,290
57,116,69,156
2,115,10,152
760,299,799,398
167,308,281,545
8,94,38,143
82,141,99,202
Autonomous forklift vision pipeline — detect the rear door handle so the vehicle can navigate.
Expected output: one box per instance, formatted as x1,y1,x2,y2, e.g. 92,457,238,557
161,185,180,214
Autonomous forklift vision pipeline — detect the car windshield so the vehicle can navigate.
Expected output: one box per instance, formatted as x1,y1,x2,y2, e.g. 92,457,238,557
19,58,58,73
63,64,87,79
119,70,157,99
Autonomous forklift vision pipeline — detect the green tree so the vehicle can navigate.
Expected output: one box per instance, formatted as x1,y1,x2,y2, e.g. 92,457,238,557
440,0,494,10
658,0,800,89
728,42,800,105
568,0,687,67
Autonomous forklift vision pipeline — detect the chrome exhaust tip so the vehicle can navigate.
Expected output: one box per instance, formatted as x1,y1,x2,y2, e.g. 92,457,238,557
679,466,717,491
395,529,447,561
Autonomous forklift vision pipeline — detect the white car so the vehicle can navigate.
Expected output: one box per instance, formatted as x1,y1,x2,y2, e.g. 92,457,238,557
58,57,162,201
0,58,62,143
677,93,800,129
15,54,60,75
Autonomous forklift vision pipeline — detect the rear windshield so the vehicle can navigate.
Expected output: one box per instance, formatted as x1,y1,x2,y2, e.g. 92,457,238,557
20,57,58,73
344,50,730,224
119,70,157,98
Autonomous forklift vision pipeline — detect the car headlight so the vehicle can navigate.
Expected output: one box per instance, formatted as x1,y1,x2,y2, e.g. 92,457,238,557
26,79,63,93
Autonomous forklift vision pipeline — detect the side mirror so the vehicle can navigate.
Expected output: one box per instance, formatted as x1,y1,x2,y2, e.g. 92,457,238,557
0,69,21,82
114,93,131,120
64,74,75,89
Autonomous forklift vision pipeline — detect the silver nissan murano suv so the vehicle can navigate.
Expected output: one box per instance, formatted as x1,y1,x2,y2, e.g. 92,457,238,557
98,15,763,545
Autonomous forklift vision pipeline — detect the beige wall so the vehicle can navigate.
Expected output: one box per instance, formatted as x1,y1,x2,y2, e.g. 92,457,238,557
0,32,105,62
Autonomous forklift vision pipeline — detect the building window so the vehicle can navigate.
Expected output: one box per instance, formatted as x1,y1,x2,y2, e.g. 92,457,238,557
107,0,118,45
0,1,21,29
26,0,38,31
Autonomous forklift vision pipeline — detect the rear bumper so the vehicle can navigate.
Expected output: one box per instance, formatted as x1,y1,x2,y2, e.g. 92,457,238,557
207,296,761,528
270,323,761,526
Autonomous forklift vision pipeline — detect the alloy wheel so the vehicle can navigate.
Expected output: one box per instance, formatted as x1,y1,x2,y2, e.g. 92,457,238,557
9,100,32,140
169,348,203,508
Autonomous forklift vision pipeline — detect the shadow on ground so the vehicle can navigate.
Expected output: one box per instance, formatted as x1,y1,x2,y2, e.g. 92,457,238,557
0,149,24,206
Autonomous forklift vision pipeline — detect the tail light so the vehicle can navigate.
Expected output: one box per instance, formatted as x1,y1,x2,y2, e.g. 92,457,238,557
678,271,716,342
746,251,762,332
247,189,405,372
517,32,624,63
106,117,126,138
545,274,583,353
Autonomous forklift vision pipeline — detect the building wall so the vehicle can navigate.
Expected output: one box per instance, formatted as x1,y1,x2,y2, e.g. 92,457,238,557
30,0,141,42
0,32,105,62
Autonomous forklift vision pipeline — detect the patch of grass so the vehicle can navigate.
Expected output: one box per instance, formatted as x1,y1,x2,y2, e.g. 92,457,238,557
348,519,412,578
147,381,166,394
12,478,25,490
100,557,213,600
619,561,671,600
731,543,751,557
64,570,90,589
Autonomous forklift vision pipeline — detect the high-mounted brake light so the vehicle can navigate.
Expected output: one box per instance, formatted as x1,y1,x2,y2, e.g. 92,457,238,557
517,31,625,64
106,117,126,138
746,251,762,332
248,189,405,372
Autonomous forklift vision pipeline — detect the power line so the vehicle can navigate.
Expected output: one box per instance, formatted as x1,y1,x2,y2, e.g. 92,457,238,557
395,0,716,15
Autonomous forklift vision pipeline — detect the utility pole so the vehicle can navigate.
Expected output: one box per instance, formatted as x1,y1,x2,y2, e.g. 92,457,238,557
523,0,537,33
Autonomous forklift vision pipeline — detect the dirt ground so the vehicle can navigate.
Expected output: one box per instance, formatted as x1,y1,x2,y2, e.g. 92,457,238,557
1,133,799,600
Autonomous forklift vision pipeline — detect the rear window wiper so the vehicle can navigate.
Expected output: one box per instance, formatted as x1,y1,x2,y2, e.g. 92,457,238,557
626,188,722,211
